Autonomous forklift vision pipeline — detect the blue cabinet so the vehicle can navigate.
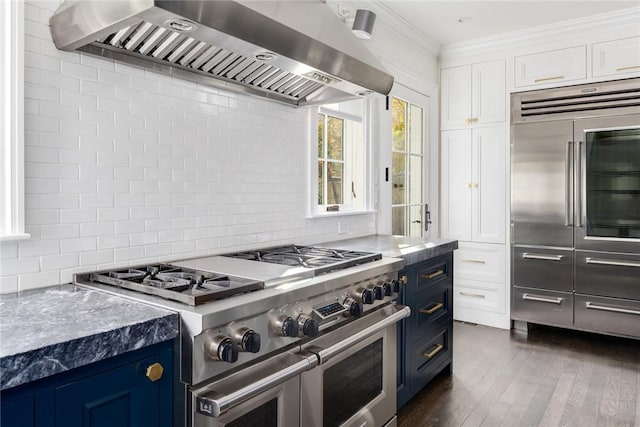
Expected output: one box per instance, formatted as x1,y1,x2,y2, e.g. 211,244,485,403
1,340,173,427
397,253,454,408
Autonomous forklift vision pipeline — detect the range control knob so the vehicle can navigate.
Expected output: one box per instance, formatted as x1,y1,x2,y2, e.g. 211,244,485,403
352,288,374,305
272,315,299,337
343,297,363,317
234,328,261,353
204,334,239,363
392,276,407,293
382,281,393,296
368,284,384,300
298,315,319,337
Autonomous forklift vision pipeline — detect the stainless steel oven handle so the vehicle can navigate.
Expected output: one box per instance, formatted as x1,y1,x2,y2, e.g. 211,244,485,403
585,257,640,268
193,352,316,417
314,304,411,363
585,302,640,316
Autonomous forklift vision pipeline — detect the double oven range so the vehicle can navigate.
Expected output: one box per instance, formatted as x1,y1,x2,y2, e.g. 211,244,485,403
75,245,410,427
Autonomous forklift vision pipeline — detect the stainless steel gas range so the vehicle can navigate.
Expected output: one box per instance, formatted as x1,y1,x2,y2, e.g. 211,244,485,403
75,244,410,427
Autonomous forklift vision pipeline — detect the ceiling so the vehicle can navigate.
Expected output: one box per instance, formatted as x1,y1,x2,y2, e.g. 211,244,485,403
344,1,640,47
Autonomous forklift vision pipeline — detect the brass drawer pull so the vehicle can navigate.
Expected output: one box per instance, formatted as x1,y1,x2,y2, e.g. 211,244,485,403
459,291,485,299
423,343,444,359
419,303,444,315
421,270,444,280
534,75,565,83
616,65,640,72
146,362,164,382
460,259,486,264
522,293,563,305
585,302,640,316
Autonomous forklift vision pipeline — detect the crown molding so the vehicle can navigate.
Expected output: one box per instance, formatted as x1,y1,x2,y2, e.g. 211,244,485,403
441,6,640,58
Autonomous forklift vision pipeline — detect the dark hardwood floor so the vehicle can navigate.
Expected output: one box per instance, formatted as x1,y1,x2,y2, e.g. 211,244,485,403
398,321,640,427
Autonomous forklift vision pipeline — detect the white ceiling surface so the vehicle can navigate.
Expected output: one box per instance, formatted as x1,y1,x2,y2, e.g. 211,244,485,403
372,1,640,46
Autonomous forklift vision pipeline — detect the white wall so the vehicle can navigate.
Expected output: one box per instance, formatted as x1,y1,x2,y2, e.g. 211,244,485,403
2,0,404,293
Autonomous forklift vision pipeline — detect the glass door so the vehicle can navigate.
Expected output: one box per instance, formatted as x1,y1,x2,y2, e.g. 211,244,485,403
390,90,428,237
575,114,640,252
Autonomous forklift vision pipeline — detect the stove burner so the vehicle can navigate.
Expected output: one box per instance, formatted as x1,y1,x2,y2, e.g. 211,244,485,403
222,245,382,274
90,264,263,305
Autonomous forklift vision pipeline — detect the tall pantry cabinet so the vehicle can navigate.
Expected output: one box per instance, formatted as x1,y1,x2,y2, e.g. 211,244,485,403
440,59,510,328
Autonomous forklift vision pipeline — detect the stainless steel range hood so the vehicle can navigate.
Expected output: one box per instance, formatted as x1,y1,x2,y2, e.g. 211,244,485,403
49,0,394,106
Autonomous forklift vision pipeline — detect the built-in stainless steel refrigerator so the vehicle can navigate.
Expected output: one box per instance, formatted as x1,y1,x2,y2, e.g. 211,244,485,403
510,78,640,338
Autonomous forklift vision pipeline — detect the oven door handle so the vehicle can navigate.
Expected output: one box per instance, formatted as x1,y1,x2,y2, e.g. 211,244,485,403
310,304,411,364
192,351,317,417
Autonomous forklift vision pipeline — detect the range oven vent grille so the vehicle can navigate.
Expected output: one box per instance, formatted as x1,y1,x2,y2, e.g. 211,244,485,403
93,21,325,102
511,78,640,123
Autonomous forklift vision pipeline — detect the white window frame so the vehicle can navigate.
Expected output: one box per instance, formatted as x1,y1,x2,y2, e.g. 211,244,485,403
307,99,375,218
0,0,28,241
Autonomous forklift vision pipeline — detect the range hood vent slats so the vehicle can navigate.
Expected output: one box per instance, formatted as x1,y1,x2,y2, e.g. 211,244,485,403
512,79,640,123
50,1,394,106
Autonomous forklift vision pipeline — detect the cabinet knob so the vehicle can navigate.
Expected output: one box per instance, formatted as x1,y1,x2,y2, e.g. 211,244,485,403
400,275,408,284
465,118,472,124
471,117,479,123
146,362,164,382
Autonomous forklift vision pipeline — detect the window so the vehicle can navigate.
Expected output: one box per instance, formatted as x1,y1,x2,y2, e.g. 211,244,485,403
0,0,27,241
310,99,372,216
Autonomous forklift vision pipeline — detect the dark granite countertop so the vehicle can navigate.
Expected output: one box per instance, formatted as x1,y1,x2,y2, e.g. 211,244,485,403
0,284,179,391
318,235,458,266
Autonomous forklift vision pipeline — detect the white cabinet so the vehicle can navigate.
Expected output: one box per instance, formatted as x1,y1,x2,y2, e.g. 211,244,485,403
441,60,505,128
441,126,506,244
514,45,586,87
592,37,640,78
453,242,508,328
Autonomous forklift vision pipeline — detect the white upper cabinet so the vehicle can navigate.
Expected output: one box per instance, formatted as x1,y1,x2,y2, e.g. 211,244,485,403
592,37,640,78
441,59,505,129
514,45,586,88
441,126,506,244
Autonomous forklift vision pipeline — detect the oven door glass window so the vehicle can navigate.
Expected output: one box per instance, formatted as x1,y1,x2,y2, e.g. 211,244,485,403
322,339,383,427
585,127,640,239
226,398,277,427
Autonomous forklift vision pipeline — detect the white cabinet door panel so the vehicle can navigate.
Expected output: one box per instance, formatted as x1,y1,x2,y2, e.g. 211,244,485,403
514,46,586,87
441,66,472,128
441,130,472,241
472,60,506,125
472,126,506,244
592,37,640,77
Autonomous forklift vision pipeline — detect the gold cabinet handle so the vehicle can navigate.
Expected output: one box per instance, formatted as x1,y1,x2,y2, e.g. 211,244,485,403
420,270,444,280
400,275,408,284
616,65,640,72
423,343,444,359
460,259,486,264
146,362,164,382
419,302,444,315
459,291,485,299
534,75,565,83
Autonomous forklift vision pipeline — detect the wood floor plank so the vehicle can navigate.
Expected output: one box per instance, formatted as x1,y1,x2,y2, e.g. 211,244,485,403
399,322,640,427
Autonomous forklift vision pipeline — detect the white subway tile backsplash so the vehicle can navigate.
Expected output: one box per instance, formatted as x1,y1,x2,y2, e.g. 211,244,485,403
60,90,97,109
80,250,114,266
80,222,115,238
60,238,97,253
97,235,130,250
41,253,79,271
19,271,61,291
79,194,114,208
40,224,80,240
24,51,60,72
25,178,59,194
81,80,115,98
97,208,130,222
145,243,172,258
26,209,60,225
115,220,145,235
130,232,159,246
0,276,19,294
1,257,41,276
60,179,97,194
114,247,145,262
60,209,97,224
39,194,79,209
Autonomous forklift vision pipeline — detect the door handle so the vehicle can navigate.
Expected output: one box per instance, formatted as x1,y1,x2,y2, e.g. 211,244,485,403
422,343,444,359
420,270,444,280
424,203,432,232
565,141,573,226
575,140,584,228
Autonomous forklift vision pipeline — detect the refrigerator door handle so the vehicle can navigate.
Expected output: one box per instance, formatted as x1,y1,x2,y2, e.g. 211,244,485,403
575,140,584,228
565,140,573,226
522,252,565,261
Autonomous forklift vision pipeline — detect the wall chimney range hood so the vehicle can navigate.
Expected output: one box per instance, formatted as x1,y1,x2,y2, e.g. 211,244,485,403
49,1,394,106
